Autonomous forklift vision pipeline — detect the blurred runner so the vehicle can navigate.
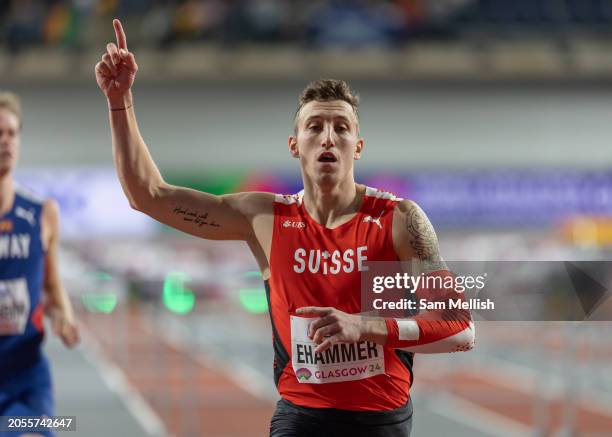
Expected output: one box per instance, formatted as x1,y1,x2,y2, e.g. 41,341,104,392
96,19,474,437
0,92,80,437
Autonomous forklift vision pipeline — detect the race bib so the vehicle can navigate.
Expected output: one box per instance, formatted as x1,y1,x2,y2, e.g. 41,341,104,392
0,278,30,335
290,315,385,384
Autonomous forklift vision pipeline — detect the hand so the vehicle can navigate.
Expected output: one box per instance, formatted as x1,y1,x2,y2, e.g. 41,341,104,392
95,19,138,105
296,306,365,353
48,307,80,348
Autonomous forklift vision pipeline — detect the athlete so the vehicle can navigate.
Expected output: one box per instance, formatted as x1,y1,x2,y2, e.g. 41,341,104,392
0,92,80,437
96,19,475,436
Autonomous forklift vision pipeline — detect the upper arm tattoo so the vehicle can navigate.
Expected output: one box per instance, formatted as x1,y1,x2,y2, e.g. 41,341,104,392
172,205,221,228
405,204,447,272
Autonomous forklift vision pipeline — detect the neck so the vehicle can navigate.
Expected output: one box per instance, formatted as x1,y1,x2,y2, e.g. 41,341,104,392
0,173,14,215
302,176,361,227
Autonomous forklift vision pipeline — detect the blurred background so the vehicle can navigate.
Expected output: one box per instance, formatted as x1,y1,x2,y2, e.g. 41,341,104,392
3,0,612,436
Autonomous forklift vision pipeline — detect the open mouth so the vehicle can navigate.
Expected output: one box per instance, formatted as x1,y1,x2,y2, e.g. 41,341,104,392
318,152,337,163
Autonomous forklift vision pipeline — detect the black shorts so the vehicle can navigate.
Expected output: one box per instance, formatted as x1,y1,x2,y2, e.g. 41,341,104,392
270,398,413,437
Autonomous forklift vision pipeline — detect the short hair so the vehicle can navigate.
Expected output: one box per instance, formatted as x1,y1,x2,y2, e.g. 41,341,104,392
294,79,360,134
0,91,22,128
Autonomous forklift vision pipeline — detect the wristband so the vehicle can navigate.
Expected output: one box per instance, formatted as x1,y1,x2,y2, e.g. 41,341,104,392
385,318,399,347
385,318,420,348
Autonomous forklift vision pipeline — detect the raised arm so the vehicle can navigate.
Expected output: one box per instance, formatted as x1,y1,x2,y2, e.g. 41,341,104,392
94,19,271,241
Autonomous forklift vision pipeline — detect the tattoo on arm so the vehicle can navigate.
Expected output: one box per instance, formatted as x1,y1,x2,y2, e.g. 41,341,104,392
405,205,446,272
173,206,221,228
405,204,470,320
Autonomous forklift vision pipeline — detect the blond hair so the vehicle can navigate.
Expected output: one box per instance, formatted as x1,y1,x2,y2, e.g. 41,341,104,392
0,92,22,128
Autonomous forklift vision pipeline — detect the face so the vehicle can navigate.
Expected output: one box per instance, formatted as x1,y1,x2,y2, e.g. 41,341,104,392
0,109,20,177
289,100,363,188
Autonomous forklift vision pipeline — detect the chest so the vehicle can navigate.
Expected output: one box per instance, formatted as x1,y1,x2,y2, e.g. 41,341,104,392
0,206,42,263
271,214,396,280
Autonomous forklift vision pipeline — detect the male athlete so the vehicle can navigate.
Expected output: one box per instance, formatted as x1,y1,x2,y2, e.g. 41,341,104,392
0,92,80,437
96,19,475,436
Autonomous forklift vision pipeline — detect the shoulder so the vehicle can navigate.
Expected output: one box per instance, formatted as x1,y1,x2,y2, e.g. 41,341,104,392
392,199,442,261
270,192,304,220
42,198,60,218
41,198,60,234
222,191,275,217
393,199,431,223
363,186,402,201
393,199,438,240
14,185,45,209
13,186,47,230
360,186,403,217
274,191,303,206
363,186,403,202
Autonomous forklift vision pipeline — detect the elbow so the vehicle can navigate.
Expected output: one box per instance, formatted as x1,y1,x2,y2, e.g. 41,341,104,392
397,321,475,354
126,191,149,212
126,181,165,213
451,322,475,352
127,194,143,212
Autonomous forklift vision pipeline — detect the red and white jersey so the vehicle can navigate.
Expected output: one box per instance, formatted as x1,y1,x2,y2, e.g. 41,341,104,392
266,187,413,411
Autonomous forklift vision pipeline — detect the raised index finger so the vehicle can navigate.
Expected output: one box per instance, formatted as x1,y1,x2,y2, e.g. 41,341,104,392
113,18,127,50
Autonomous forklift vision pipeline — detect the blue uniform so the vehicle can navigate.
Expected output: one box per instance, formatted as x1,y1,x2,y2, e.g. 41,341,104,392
0,186,54,437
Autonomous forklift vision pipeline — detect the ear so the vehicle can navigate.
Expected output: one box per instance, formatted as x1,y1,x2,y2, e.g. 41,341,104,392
354,139,364,160
288,136,299,158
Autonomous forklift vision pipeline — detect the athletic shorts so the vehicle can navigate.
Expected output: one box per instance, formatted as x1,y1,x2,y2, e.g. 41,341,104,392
270,397,413,437
0,356,55,437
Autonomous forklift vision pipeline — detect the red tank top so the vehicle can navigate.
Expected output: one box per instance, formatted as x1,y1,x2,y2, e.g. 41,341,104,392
266,186,413,411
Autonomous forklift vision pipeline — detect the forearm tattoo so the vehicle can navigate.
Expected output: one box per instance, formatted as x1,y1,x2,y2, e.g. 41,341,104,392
173,206,221,228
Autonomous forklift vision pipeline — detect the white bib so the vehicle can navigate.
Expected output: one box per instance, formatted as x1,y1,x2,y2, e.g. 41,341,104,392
290,315,385,384
0,278,30,335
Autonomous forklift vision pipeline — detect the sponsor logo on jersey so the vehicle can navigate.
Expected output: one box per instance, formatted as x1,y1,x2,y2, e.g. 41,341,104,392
362,211,384,229
15,206,36,226
283,220,306,229
0,234,31,259
0,220,12,233
293,246,368,274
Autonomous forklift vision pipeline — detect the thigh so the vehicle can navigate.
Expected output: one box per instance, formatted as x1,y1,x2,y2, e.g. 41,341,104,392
354,415,413,437
5,386,54,418
3,399,55,437
269,404,320,437
270,401,413,437
3,379,55,437
7,362,53,418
